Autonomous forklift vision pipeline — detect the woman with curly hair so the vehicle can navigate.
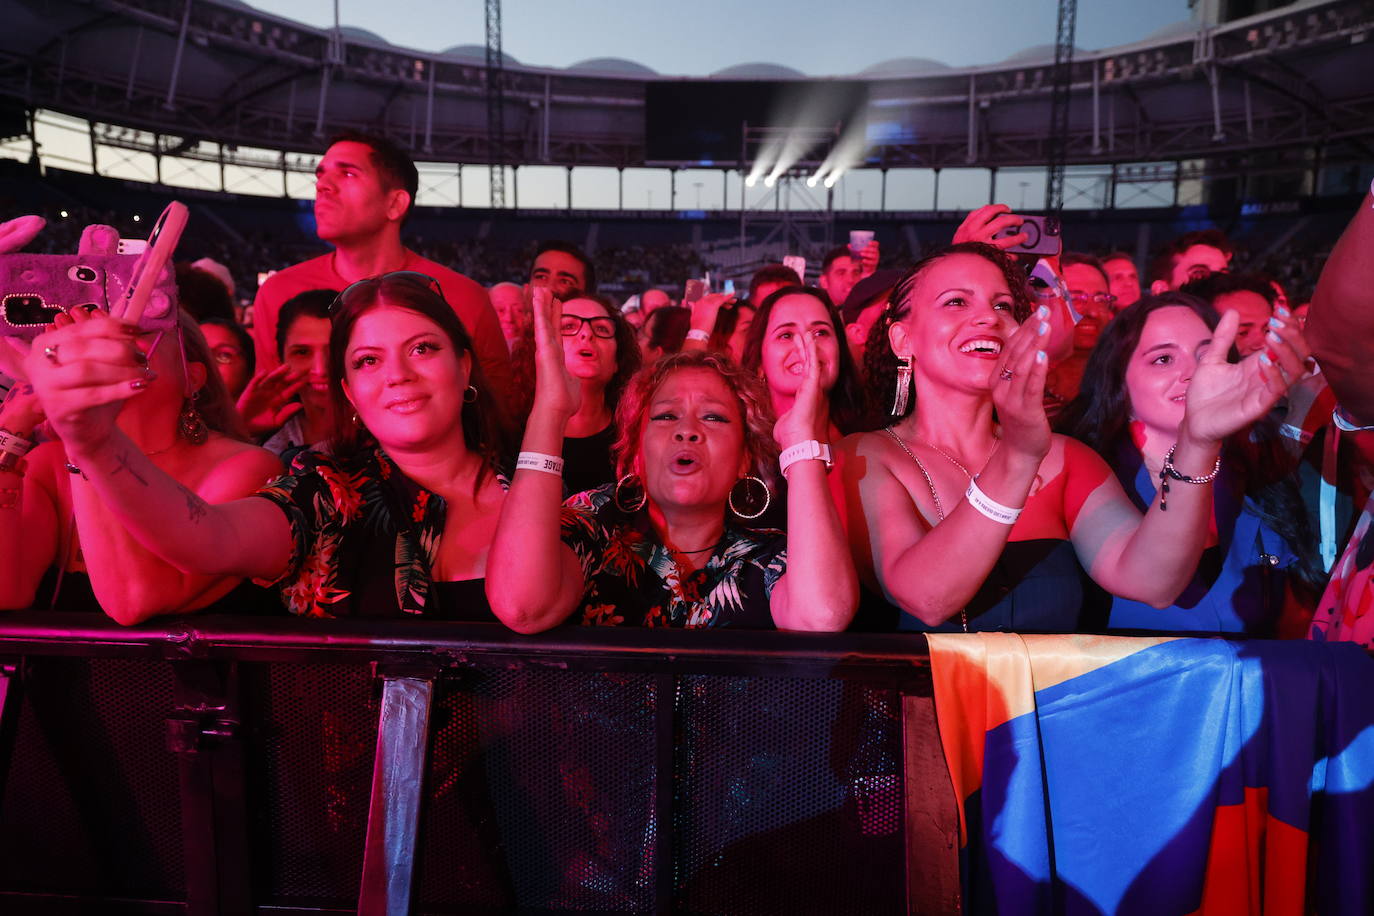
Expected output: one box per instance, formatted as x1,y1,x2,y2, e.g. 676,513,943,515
13,271,511,621
1056,293,1326,634
837,242,1308,633
487,292,856,631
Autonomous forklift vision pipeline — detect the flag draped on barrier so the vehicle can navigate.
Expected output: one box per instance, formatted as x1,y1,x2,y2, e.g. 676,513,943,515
927,633,1374,915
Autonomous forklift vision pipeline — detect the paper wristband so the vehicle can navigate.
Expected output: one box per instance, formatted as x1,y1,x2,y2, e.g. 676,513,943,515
0,429,35,457
516,451,564,476
964,477,1022,525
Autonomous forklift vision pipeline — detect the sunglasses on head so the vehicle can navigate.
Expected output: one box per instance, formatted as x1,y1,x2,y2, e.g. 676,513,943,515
329,271,445,316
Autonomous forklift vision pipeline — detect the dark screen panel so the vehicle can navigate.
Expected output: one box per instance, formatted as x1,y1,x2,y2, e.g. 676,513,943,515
645,80,868,164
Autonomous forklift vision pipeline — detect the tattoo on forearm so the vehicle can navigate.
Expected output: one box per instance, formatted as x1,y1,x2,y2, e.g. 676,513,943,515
178,484,209,524
110,450,149,486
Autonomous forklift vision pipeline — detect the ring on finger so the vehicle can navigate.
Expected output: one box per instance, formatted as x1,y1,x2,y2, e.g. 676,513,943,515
43,344,61,367
998,367,1014,382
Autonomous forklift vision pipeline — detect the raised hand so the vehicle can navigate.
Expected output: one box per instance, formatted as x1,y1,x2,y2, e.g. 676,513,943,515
859,239,880,277
1183,308,1310,445
953,204,1028,250
23,309,150,454
686,292,737,346
530,286,581,419
991,306,1052,461
773,328,827,450
236,364,306,436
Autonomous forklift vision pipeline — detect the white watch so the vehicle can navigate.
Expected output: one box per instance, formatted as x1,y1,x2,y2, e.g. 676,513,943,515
779,439,832,478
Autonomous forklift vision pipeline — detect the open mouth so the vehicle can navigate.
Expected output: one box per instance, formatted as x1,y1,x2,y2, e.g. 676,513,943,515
958,337,1004,357
669,451,701,474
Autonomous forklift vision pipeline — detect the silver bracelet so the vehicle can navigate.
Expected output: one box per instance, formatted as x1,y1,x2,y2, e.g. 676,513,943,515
516,451,564,476
964,476,1022,525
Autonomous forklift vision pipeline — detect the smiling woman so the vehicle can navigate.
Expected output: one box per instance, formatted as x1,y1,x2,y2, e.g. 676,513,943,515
839,242,1310,633
10,271,514,622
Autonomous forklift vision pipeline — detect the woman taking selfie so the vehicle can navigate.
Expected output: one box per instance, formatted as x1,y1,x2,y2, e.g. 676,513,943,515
12,272,510,621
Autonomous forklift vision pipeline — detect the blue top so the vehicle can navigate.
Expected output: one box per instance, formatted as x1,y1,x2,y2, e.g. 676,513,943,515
1106,448,1293,635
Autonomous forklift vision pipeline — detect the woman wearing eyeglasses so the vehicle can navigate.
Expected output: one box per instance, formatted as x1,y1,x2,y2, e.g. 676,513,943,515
487,292,856,632
12,272,512,622
1,306,283,622
553,295,641,496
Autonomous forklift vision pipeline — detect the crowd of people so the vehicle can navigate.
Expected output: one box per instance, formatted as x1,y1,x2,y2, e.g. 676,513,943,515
2,129,1370,648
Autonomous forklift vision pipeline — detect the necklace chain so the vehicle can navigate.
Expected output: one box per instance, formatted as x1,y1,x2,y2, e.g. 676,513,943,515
883,427,969,633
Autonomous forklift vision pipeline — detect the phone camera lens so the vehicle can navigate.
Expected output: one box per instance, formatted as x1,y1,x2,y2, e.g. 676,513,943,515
68,265,99,283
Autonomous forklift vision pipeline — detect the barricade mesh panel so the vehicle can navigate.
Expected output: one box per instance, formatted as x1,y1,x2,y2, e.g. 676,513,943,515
240,661,379,908
0,657,184,900
417,669,659,913
673,677,904,916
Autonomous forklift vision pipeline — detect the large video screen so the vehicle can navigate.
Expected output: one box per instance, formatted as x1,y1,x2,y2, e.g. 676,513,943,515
644,80,868,165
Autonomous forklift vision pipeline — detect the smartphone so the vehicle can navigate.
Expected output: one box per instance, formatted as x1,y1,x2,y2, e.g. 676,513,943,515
723,279,736,296
684,278,708,304
119,201,188,326
993,215,1062,257
782,255,806,281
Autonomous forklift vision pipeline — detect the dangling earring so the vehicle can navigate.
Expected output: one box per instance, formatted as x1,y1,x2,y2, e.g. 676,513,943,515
178,391,208,445
728,475,771,520
891,354,913,417
614,473,646,513
463,385,478,404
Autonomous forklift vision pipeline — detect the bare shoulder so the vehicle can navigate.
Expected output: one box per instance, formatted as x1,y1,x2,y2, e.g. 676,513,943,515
194,438,285,500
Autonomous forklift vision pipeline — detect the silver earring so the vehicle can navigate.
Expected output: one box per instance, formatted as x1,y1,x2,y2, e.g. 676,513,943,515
728,475,771,520
463,385,478,404
614,473,646,513
891,355,912,417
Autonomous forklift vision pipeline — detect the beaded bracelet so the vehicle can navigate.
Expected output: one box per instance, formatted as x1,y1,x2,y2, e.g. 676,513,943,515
1158,444,1221,511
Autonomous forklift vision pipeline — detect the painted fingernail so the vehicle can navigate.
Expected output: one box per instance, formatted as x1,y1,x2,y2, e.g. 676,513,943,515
1267,330,1282,345
130,379,149,390
122,324,142,335
132,348,148,364
1036,305,1050,319
1258,352,1273,366
1277,306,1291,318
1038,321,1049,336
1268,317,1284,329
1036,349,1047,363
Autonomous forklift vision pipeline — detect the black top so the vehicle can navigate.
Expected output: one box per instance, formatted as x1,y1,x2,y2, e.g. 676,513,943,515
429,578,497,622
35,567,283,616
563,423,617,499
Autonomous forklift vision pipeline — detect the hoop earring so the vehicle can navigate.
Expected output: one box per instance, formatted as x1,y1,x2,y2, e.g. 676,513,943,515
463,385,478,404
891,354,913,417
728,475,771,520
614,473,646,513
178,391,208,445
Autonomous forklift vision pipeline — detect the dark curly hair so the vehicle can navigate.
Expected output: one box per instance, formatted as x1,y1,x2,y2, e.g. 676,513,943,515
613,350,780,491
1055,292,1324,599
739,285,869,435
862,242,1034,425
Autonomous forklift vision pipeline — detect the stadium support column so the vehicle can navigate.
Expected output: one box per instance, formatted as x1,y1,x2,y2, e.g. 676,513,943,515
1045,0,1078,214
485,0,506,210
164,0,192,111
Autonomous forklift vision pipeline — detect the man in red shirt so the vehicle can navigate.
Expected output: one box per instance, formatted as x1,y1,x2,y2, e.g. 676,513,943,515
250,131,513,413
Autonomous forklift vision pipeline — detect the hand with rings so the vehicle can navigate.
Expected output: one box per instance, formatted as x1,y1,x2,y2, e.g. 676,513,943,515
44,344,61,366
990,305,1052,462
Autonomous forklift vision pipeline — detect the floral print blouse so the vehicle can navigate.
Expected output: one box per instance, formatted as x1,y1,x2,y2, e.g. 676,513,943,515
255,444,497,620
560,484,788,628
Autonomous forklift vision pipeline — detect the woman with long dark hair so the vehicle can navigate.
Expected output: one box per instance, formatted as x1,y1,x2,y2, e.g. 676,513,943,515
839,242,1308,632
1,306,282,622
13,271,511,621
1057,292,1325,633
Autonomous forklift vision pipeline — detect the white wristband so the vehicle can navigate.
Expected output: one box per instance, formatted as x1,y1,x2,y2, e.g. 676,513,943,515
0,428,34,458
779,439,832,478
964,476,1022,525
516,451,564,476
685,328,712,343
